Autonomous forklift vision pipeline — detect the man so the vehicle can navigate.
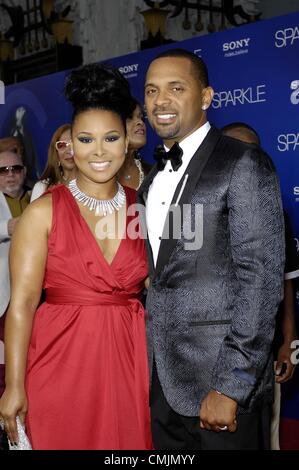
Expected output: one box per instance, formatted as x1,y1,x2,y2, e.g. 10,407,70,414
139,49,285,450
0,150,29,393
0,151,30,386
222,122,299,450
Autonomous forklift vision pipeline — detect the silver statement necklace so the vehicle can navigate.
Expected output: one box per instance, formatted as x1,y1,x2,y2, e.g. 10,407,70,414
68,179,126,216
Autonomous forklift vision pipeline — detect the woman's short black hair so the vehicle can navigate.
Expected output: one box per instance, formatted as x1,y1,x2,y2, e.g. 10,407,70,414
64,63,135,128
127,97,144,120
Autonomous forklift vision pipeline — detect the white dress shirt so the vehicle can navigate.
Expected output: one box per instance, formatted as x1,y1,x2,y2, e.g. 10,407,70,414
146,122,211,266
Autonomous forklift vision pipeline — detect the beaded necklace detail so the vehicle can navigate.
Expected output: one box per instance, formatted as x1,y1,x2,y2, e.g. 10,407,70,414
124,158,144,190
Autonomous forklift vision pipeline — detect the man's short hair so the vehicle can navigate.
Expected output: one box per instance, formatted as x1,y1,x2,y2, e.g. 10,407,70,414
0,150,23,163
153,48,210,88
0,137,24,160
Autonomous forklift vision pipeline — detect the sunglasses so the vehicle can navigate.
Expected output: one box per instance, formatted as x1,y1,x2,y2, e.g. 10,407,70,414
55,140,72,151
0,164,24,175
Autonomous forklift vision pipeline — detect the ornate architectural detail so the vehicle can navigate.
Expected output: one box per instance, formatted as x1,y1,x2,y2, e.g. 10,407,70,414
70,0,262,64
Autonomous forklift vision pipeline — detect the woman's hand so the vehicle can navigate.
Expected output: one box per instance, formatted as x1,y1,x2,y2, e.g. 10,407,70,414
275,340,297,383
0,386,28,445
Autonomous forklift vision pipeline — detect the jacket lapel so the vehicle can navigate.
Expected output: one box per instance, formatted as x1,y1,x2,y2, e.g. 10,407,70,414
155,126,222,276
137,165,159,278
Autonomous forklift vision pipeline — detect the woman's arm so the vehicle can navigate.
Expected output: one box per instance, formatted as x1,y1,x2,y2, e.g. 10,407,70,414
275,279,298,383
0,195,52,444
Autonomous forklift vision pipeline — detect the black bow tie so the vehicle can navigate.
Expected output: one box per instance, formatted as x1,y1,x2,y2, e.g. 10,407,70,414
153,142,183,171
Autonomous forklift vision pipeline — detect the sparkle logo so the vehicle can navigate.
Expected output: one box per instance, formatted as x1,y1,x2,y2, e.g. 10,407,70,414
212,85,266,109
290,80,299,105
0,80,4,104
275,26,299,48
277,133,299,152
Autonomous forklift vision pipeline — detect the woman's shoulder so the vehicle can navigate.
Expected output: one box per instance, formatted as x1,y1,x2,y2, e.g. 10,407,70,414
30,192,53,210
22,193,53,232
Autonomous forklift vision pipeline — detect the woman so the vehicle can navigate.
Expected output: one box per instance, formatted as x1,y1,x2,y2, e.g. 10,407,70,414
30,124,77,201
0,63,152,450
118,98,151,190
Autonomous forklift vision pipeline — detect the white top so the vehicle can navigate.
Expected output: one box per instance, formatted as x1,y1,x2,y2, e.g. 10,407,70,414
30,180,49,202
146,122,211,266
0,191,12,318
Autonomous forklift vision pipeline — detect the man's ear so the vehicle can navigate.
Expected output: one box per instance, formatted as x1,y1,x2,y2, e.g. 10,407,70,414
201,86,214,111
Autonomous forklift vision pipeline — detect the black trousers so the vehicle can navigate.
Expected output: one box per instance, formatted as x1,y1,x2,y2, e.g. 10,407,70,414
150,365,271,450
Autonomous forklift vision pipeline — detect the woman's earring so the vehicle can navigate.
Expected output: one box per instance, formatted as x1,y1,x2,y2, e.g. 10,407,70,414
202,104,208,111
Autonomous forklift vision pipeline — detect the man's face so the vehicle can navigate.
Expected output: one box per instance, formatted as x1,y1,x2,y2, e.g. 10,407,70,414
0,152,26,197
145,56,213,147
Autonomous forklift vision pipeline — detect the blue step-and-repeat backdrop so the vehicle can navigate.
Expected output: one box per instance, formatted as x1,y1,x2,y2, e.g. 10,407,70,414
0,11,299,444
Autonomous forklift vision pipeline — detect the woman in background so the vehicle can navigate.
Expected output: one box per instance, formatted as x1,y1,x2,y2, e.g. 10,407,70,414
30,124,77,201
118,98,151,190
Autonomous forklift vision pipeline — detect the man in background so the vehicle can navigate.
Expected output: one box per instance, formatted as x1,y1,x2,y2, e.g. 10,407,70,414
0,150,30,449
222,122,299,450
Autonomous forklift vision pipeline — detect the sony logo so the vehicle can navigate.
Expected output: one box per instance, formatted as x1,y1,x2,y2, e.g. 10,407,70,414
223,38,250,52
118,64,139,74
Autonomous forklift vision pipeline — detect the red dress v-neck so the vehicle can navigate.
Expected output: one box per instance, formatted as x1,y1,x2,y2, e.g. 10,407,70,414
25,184,152,450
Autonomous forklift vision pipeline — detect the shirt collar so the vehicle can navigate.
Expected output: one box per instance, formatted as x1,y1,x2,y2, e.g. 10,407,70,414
164,122,211,157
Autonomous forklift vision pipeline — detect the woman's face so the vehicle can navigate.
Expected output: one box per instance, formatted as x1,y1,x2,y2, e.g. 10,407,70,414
72,109,128,184
56,129,75,172
126,105,146,151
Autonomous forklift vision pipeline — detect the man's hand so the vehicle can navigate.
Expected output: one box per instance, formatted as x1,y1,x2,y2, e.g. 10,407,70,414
275,340,297,383
199,390,238,433
7,217,20,237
